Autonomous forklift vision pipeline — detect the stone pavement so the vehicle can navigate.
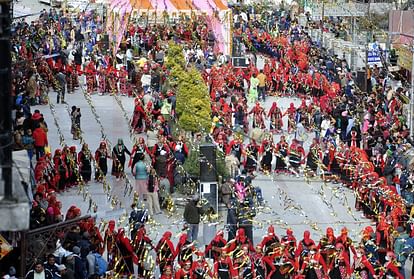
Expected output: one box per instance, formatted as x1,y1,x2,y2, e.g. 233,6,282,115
32,82,372,248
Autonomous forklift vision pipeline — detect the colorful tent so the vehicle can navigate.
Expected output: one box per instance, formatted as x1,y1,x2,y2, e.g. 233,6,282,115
107,0,232,55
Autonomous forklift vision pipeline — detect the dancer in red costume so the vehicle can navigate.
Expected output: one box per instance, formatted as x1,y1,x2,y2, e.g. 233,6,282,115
104,220,116,263
249,102,266,129
156,231,176,274
85,60,96,94
268,102,283,133
114,228,137,276
284,103,297,133
131,98,147,134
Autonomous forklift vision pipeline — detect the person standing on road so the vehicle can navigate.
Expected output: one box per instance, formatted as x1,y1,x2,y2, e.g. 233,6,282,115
257,70,267,101
33,123,48,161
111,138,131,180
132,153,149,203
70,106,81,140
183,194,204,243
55,71,66,104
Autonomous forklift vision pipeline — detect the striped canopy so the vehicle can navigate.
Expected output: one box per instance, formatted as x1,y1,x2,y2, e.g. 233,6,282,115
127,0,229,12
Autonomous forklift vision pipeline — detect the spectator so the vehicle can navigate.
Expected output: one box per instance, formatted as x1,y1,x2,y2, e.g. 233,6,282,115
132,153,149,203
13,125,24,150
43,254,59,279
146,167,162,216
25,261,53,279
183,194,204,243
32,124,48,160
22,129,35,162
55,72,67,104
57,264,75,279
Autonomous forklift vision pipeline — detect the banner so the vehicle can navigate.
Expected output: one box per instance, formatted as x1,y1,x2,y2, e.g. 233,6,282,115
0,234,13,261
395,45,413,71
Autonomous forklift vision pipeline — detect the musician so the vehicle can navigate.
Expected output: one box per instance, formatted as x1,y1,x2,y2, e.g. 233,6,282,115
376,213,390,263
318,227,337,268
274,136,289,174
115,228,137,276
261,225,280,256
160,265,174,279
353,247,376,279
133,227,154,278
252,245,266,279
172,135,189,165
205,230,227,261
299,245,327,279
281,228,297,259
104,220,117,263
383,251,404,279
260,136,274,172
213,248,235,279
191,251,213,279
263,243,295,279
295,230,316,269
306,138,322,176
227,136,244,162
289,139,305,176
228,228,254,258
244,139,259,173
175,261,193,279
156,231,176,274
176,233,195,266
77,143,92,184
328,243,352,279
234,244,255,279
335,227,356,260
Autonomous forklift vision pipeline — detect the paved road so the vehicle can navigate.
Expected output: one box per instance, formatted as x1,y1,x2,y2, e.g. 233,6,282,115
33,84,372,247
18,0,373,245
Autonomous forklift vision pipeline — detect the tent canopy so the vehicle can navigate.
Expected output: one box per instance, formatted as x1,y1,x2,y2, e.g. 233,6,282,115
129,0,229,12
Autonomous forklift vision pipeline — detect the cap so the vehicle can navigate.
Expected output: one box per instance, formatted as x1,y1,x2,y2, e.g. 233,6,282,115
72,246,81,255
57,264,66,271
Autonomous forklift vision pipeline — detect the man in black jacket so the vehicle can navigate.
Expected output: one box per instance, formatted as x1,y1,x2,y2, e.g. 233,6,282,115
183,194,204,243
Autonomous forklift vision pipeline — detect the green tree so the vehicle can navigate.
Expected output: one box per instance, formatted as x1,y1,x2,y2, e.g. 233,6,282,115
165,43,211,133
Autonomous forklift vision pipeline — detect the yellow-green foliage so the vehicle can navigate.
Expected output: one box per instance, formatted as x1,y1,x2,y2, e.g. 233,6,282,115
166,43,211,133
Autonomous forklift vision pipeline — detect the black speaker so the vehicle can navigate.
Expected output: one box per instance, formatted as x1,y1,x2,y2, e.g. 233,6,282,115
232,57,249,68
199,143,217,182
355,70,366,92
101,34,109,51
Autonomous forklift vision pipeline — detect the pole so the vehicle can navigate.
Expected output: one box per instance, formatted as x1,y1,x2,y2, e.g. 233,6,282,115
352,16,356,71
365,0,371,93
320,1,324,47
0,0,13,201
410,41,414,138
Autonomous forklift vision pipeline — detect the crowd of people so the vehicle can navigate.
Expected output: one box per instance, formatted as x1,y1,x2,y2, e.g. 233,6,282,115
4,1,414,278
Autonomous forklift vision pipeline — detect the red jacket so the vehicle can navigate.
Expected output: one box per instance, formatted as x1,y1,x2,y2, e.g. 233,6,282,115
33,127,48,147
